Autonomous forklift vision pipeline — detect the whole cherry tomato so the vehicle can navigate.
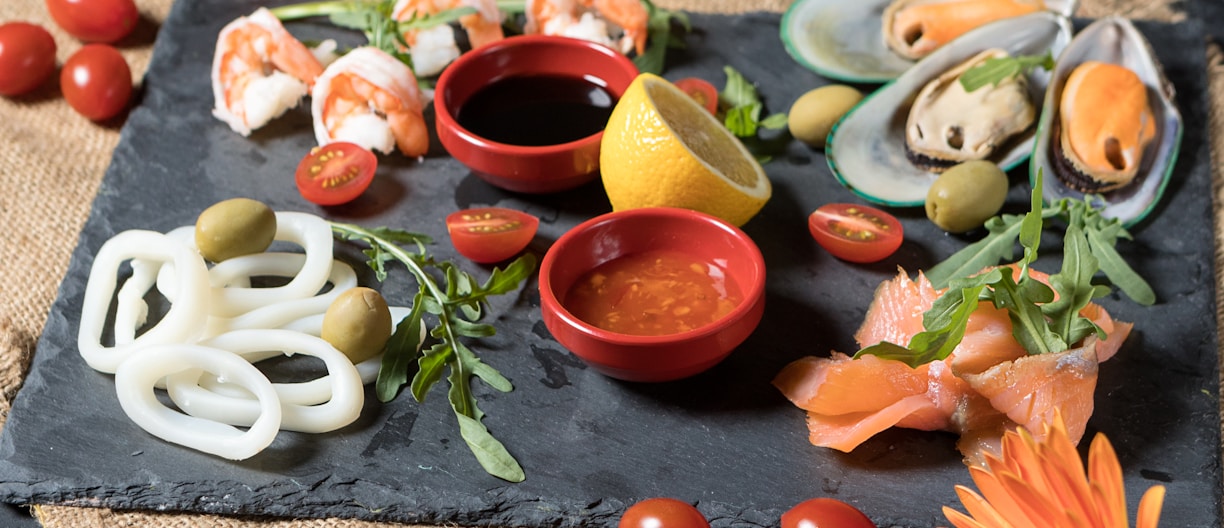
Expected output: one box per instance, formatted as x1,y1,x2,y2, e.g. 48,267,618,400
808,203,904,263
619,498,710,528
0,22,57,96
294,142,378,206
46,0,140,43
673,77,719,115
60,44,131,121
782,498,876,528
445,207,539,263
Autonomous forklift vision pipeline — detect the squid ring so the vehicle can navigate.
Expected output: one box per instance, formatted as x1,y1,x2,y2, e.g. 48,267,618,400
207,212,335,317
166,329,364,433
78,230,211,374
204,254,357,337
114,343,282,460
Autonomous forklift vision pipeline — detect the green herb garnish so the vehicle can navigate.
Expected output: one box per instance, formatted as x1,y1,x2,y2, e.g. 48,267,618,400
633,0,690,75
958,51,1055,92
270,0,478,68
718,66,787,162
330,222,535,483
856,171,1154,368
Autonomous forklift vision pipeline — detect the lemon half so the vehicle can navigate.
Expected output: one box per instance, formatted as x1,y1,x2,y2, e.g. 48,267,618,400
599,73,771,227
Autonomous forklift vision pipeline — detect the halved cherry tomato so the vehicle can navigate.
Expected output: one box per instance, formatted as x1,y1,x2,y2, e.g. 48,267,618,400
808,203,903,263
0,22,57,97
46,0,140,43
60,44,131,121
619,498,710,528
445,207,539,263
782,498,876,528
674,77,718,115
294,142,377,206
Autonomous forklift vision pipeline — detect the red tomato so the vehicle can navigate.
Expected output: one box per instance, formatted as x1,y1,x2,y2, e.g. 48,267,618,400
808,203,904,263
60,44,131,121
674,77,718,115
46,0,139,43
294,142,378,206
782,498,876,528
0,22,57,96
619,498,710,528
445,207,539,264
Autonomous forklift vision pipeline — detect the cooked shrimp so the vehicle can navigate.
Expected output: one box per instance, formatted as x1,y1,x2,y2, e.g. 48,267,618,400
211,7,324,136
393,0,505,77
311,46,429,157
524,0,647,55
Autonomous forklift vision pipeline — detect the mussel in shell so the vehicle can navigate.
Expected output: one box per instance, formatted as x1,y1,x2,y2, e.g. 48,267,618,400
882,0,1044,60
779,0,1076,83
1053,62,1156,193
905,49,1037,172
1030,16,1182,226
827,12,1071,206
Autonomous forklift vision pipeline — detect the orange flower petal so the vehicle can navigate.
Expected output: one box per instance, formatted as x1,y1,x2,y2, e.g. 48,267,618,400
1135,485,1166,528
944,505,995,528
953,484,1016,527
997,471,1062,527
968,465,1029,523
1087,434,1128,526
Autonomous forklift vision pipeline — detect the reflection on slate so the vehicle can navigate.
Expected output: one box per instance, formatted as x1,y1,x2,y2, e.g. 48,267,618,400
0,2,1219,527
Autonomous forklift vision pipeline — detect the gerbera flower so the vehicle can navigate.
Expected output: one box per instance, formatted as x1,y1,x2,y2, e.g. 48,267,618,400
943,413,1166,528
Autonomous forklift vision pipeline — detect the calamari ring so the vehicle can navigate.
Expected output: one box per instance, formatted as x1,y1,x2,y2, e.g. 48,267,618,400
114,343,282,460
79,230,210,374
166,329,364,433
157,213,334,317
203,254,357,337
209,212,334,316
113,258,161,345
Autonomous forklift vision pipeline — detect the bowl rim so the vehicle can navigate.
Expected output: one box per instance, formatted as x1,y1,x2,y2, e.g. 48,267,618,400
539,207,767,346
433,34,639,156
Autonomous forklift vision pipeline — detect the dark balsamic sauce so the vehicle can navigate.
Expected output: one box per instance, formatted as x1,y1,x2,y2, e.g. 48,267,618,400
456,74,615,146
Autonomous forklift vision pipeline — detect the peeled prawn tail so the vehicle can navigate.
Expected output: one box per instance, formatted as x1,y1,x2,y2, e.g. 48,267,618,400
210,7,323,135
311,46,429,157
458,0,506,49
524,0,574,35
245,8,324,86
591,0,648,55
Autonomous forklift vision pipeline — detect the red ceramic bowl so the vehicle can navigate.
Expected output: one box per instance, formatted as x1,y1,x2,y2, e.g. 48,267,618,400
539,207,767,382
434,35,639,194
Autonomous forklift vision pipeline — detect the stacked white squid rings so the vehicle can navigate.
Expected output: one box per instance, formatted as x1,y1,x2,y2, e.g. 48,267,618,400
78,211,401,460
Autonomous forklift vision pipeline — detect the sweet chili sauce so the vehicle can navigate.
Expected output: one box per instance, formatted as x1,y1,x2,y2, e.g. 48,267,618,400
563,250,744,336
455,74,615,146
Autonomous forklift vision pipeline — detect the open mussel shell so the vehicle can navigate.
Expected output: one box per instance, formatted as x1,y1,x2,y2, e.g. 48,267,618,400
781,0,1077,83
826,12,1073,207
1029,16,1182,227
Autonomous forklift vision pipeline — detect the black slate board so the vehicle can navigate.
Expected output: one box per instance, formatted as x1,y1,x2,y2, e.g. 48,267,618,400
0,2,1220,527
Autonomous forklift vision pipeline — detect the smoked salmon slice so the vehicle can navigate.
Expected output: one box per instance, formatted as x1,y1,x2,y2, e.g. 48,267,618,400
774,267,1132,462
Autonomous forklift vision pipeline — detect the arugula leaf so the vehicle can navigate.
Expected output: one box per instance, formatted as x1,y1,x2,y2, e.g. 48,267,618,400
958,51,1055,92
857,281,988,367
376,293,426,402
717,66,788,163
330,221,535,483
271,0,482,70
633,0,690,75
859,170,1156,365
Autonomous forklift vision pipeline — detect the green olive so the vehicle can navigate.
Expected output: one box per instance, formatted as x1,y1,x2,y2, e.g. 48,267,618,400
925,160,1009,233
322,287,393,364
787,85,864,148
195,198,277,262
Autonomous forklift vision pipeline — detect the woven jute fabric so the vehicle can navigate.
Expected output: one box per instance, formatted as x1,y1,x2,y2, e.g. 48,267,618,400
0,0,1213,526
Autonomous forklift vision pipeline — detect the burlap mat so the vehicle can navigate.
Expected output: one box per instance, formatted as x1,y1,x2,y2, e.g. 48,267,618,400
0,0,1215,526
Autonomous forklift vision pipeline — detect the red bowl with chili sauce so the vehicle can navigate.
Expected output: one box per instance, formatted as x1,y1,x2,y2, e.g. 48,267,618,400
539,207,767,382
434,35,639,193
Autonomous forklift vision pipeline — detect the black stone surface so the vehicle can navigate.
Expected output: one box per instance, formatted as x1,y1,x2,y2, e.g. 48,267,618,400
0,2,1219,527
